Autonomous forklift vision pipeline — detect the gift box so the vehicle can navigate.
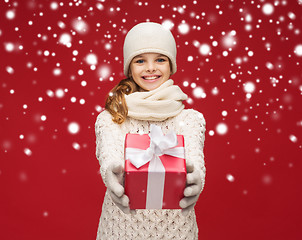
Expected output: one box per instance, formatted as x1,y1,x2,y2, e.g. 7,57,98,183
124,125,186,209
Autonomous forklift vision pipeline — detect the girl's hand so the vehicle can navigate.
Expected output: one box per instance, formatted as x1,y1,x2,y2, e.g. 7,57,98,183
106,163,132,214
179,162,203,216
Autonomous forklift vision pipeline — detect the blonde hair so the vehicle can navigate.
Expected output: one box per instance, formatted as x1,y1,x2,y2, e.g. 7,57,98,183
105,78,139,124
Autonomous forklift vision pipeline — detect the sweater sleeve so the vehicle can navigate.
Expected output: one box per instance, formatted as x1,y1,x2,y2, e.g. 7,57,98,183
95,110,124,188
178,109,206,192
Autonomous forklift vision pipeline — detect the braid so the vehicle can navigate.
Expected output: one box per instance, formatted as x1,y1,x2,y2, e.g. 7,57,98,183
105,78,138,124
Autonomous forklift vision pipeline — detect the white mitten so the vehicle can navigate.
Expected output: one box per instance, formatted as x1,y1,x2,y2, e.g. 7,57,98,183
106,163,132,214
179,162,203,216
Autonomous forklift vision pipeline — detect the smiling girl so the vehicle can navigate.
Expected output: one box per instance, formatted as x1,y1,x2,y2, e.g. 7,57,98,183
95,22,206,239
129,53,171,91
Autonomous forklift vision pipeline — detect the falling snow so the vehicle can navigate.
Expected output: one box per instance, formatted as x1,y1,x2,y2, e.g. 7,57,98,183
59,33,72,47
72,19,89,34
55,89,65,98
222,31,237,48
289,134,298,143
86,53,98,65
243,82,256,93
68,122,80,134
226,174,235,182
162,19,174,30
216,123,228,135
262,3,274,16
24,148,32,156
6,9,16,20
72,142,81,150
294,44,302,56
199,44,211,55
178,22,189,34
98,65,111,80
192,87,206,99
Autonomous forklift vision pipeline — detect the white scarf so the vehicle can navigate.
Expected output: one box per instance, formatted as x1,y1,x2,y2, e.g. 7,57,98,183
124,79,188,121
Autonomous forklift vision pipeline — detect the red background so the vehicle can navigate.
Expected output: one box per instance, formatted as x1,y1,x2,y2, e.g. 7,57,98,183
0,0,301,239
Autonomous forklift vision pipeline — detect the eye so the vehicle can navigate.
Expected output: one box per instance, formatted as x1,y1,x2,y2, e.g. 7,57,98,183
135,59,144,64
156,58,166,63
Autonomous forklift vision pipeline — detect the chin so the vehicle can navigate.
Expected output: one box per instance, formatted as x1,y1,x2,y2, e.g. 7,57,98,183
143,83,161,91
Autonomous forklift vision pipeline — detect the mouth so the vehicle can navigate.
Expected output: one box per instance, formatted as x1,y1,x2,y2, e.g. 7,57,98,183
141,75,161,81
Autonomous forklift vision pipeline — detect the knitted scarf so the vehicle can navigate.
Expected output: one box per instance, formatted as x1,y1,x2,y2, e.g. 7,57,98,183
124,79,188,121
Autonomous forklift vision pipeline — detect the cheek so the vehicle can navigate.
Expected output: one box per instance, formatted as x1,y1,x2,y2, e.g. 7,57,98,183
163,68,171,76
162,64,171,73
130,66,141,76
129,64,138,76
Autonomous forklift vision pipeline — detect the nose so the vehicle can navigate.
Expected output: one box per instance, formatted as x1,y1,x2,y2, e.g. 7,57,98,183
146,61,156,73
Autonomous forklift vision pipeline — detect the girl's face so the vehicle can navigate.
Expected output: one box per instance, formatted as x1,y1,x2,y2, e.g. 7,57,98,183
129,53,171,91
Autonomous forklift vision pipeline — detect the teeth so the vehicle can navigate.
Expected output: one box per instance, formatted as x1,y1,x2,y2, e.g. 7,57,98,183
144,76,158,80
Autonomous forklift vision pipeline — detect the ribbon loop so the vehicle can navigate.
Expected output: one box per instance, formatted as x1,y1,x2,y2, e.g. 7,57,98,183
126,124,184,168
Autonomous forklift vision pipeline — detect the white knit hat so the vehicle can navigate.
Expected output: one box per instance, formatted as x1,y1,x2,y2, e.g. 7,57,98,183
123,22,177,77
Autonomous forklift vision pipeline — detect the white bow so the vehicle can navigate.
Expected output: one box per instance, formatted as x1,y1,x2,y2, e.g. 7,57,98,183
125,124,185,169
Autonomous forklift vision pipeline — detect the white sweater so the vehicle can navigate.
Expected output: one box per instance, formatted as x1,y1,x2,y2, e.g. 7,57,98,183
95,109,206,240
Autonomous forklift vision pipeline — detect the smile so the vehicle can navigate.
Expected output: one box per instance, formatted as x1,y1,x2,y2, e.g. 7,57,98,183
142,75,161,80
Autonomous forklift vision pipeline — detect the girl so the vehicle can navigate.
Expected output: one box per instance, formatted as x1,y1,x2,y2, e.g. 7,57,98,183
95,22,206,239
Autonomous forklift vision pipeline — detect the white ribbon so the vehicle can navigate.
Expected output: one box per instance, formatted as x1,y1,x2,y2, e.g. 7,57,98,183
125,124,185,209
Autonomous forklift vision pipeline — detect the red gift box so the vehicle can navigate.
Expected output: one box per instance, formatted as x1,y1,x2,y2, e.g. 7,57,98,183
124,126,186,209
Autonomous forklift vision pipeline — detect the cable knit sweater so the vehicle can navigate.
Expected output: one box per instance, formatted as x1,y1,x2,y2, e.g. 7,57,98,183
95,109,206,240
